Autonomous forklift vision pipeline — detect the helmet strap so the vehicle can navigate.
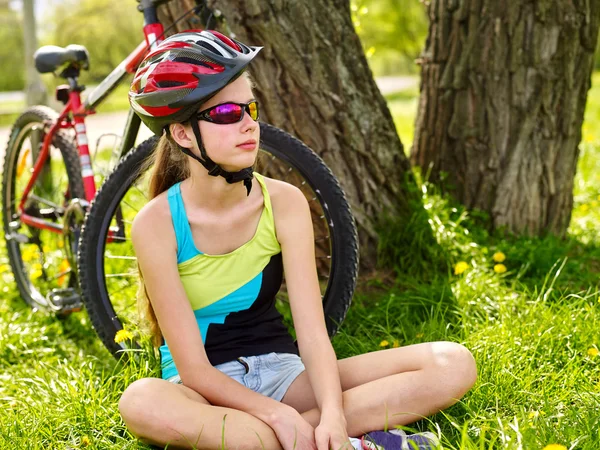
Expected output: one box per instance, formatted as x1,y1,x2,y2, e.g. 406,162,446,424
180,120,254,196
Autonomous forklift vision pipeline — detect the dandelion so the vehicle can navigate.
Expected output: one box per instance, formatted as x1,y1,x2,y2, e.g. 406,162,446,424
542,445,567,450
587,347,599,357
114,329,134,344
454,261,468,275
392,340,399,348
81,436,91,447
31,262,43,280
492,252,506,263
17,149,30,178
379,340,389,348
57,259,70,287
494,264,507,274
21,248,37,262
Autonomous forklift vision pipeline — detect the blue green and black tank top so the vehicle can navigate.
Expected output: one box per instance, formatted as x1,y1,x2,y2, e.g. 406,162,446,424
160,173,298,380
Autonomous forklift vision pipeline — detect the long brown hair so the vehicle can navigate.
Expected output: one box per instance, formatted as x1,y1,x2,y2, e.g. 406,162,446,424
137,132,190,347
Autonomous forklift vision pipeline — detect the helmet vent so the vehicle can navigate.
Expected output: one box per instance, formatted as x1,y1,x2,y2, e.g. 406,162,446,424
174,56,214,69
197,40,220,54
156,81,186,88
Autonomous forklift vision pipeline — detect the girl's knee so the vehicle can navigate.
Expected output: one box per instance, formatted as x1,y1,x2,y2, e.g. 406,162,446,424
430,342,477,393
118,378,161,430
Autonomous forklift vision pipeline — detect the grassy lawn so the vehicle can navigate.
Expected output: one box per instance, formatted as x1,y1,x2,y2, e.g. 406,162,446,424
1,75,599,449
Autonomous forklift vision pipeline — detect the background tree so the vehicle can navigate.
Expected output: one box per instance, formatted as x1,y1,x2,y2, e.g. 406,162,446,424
411,1,600,236
351,0,428,75
22,0,46,105
48,0,143,83
157,0,430,271
0,1,25,91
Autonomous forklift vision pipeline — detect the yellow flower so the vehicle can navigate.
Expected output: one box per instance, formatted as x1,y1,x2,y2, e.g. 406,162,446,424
416,333,424,339
528,411,539,419
17,149,30,178
542,445,567,450
454,261,468,275
494,264,507,274
587,347,599,357
81,436,91,447
57,259,70,287
492,252,506,263
379,340,389,348
392,340,399,348
114,329,134,344
21,248,37,262
580,204,590,212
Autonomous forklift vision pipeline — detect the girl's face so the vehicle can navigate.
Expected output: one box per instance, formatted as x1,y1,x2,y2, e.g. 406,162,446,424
194,75,260,172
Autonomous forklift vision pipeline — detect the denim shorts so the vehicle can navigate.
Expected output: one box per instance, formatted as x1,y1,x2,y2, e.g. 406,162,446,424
167,352,305,402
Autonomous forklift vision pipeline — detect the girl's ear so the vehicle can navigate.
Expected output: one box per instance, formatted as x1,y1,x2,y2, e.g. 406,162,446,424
169,123,194,149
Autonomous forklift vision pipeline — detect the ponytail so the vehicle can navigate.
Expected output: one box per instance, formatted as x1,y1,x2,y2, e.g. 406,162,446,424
137,132,190,348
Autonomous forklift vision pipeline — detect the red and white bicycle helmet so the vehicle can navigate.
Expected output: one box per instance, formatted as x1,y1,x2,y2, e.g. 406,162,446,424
129,29,262,135
129,30,262,195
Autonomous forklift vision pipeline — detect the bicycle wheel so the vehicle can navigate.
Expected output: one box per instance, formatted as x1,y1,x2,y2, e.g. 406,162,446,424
2,106,85,312
78,123,359,357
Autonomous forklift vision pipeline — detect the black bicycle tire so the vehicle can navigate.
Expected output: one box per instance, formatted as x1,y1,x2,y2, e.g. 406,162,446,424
2,105,85,309
78,124,358,357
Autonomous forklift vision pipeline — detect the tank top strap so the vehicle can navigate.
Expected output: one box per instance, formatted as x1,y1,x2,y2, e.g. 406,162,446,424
167,182,201,264
254,173,277,236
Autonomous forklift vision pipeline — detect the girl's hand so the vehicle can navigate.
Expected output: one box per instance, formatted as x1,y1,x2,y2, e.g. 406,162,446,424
314,411,352,450
270,405,317,450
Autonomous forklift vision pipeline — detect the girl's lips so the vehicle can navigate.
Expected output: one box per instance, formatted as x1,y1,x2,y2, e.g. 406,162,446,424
237,140,257,150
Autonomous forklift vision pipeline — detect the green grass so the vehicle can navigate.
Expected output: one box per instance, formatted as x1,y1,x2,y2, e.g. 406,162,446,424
1,75,600,449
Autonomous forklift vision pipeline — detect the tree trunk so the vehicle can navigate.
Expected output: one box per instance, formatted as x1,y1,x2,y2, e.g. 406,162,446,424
411,0,600,236
157,0,421,271
22,0,46,105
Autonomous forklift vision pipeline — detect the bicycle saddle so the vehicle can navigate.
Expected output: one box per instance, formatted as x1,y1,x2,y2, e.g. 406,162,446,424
34,44,90,74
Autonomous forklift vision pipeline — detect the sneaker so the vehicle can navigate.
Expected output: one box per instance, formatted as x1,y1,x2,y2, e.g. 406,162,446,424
361,429,439,450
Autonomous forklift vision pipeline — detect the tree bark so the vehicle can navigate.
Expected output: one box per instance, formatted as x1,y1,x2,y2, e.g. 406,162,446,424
157,0,421,271
411,0,600,236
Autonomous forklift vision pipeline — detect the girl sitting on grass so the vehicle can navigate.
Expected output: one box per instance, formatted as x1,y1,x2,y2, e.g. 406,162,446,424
118,30,477,450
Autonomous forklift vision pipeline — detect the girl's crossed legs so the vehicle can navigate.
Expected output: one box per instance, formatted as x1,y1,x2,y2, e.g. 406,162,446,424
119,341,477,449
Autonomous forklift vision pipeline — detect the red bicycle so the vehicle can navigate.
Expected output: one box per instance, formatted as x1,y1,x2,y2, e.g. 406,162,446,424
2,0,359,357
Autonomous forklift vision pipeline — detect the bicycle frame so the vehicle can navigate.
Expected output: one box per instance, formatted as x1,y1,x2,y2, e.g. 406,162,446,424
17,1,167,234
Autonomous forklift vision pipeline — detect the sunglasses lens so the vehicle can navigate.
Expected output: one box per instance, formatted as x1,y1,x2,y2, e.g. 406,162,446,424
209,103,244,124
248,101,259,121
